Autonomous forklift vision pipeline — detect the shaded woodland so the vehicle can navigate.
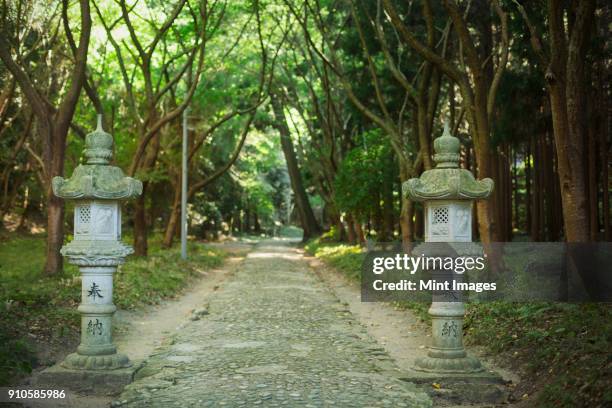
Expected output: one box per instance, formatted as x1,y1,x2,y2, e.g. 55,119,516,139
0,0,610,275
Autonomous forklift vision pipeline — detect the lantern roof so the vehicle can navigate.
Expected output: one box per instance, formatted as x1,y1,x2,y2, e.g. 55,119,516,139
403,122,493,202
52,115,142,200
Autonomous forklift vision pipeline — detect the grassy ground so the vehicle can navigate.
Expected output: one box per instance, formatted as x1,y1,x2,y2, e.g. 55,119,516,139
0,232,226,386
305,237,612,408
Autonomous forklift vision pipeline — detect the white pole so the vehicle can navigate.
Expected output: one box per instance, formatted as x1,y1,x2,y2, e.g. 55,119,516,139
181,108,188,260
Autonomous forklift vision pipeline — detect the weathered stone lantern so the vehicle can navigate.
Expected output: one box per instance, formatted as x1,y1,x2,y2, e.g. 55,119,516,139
403,122,493,373
52,115,142,371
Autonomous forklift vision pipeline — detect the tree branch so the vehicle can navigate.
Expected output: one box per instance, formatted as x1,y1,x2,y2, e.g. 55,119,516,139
487,0,509,122
187,110,255,196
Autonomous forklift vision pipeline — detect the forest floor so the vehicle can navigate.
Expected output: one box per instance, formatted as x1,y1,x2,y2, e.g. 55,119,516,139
305,238,612,408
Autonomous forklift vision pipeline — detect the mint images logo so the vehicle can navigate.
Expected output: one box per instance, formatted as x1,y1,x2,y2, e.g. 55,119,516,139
370,278,496,293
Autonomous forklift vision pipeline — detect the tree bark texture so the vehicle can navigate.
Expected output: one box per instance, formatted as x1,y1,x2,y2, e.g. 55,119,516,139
271,93,321,241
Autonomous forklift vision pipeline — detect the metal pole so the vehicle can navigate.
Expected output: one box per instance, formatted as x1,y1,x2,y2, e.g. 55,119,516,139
181,108,188,260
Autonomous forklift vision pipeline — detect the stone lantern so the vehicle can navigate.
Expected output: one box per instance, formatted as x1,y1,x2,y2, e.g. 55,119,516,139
403,122,493,373
51,115,142,372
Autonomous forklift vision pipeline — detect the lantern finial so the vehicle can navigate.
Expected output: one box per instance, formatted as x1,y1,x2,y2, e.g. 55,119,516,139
84,115,113,164
432,121,460,168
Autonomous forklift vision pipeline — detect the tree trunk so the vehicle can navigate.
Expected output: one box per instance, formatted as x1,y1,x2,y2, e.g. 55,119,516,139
548,84,589,241
525,144,532,234
506,144,513,240
467,147,480,240
330,207,346,241
545,0,594,242
16,185,30,232
245,207,251,232
495,145,511,241
131,126,162,256
414,205,424,241
552,143,563,240
254,213,262,233
162,174,183,248
531,136,542,241
400,196,414,246
133,184,148,256
543,132,556,240
601,124,610,241
271,93,321,241
336,219,347,241
398,157,417,246
513,147,519,232
0,0,92,274
382,174,395,241
44,194,64,274
233,211,241,234
587,121,598,240
345,213,357,245
373,192,383,239
474,159,497,243
163,202,181,248
354,219,365,246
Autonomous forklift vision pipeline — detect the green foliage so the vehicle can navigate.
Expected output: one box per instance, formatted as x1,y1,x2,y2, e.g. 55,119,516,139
305,238,364,281
66,0,287,238
320,226,342,242
465,302,611,407
222,127,290,232
114,242,226,310
279,226,303,238
334,129,396,222
191,200,224,239
0,331,34,385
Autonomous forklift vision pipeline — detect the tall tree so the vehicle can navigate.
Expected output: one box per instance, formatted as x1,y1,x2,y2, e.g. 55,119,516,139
271,91,321,241
515,0,596,242
0,0,92,274
94,0,209,255
280,34,353,241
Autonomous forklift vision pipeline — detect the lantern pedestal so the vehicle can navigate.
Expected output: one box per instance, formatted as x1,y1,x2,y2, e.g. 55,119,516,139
35,362,141,396
59,240,134,371
397,368,506,405
35,248,142,395
62,263,130,370
413,302,482,373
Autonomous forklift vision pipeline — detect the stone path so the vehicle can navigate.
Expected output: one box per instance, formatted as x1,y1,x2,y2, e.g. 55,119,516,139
114,240,431,407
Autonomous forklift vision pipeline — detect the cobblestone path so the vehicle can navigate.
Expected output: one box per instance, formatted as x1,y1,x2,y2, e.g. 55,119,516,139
114,240,431,407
